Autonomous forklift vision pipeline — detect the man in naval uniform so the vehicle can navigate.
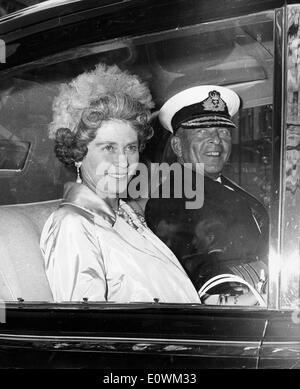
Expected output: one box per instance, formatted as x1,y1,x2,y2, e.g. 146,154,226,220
144,85,269,292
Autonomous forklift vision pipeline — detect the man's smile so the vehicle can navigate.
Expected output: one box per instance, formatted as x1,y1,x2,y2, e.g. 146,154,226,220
205,151,222,157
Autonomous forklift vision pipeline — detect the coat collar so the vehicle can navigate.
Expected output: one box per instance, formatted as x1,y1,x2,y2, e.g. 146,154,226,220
61,182,116,225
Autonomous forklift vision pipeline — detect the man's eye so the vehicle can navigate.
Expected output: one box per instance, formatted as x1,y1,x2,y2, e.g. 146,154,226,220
199,129,209,136
219,129,231,137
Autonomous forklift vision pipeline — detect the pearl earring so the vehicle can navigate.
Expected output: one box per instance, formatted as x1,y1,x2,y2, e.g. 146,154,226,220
75,161,82,183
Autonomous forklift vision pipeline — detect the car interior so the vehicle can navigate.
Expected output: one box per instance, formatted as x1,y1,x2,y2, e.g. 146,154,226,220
0,10,274,303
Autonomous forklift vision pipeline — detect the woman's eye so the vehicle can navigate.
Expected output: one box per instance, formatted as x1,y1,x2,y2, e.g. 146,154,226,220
103,145,114,152
126,144,138,153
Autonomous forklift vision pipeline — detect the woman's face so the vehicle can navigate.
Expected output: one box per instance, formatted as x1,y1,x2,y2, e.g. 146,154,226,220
81,119,139,198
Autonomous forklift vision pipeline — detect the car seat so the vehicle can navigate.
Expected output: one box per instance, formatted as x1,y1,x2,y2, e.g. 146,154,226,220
0,200,61,302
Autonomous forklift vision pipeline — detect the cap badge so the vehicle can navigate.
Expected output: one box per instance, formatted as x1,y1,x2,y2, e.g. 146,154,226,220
202,90,227,112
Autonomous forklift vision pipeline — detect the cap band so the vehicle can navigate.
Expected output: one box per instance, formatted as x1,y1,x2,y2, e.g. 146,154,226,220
180,115,236,130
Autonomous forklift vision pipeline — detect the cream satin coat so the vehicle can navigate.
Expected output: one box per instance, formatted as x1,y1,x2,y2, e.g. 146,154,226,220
40,183,200,303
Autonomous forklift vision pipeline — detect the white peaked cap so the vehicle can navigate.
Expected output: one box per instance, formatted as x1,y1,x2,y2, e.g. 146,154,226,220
159,85,240,133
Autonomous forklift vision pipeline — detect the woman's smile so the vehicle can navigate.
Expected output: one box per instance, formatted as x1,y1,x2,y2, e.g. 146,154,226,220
107,172,128,178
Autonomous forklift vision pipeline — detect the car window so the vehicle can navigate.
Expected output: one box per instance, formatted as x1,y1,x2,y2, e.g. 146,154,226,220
279,5,300,309
0,10,274,306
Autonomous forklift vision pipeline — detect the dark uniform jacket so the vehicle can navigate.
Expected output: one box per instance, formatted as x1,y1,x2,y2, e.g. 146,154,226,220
145,169,269,291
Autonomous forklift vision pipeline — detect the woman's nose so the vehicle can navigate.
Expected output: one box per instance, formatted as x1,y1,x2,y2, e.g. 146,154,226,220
115,151,128,168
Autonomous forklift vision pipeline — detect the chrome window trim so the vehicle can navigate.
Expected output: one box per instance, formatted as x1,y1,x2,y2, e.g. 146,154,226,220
267,6,286,310
0,333,260,357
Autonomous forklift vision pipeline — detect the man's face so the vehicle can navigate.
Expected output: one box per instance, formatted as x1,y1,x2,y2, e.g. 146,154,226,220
172,126,232,179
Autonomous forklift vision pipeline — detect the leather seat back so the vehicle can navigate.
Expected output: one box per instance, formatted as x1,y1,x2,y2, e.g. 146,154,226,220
0,200,60,301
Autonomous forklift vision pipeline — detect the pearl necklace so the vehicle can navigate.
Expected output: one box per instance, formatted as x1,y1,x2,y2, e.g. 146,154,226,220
115,201,147,231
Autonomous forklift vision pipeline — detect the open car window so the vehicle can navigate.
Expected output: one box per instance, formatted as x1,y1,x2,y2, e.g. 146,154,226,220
0,9,275,307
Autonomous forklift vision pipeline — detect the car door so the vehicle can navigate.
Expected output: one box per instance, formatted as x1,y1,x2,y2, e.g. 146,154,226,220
0,304,267,368
259,310,300,369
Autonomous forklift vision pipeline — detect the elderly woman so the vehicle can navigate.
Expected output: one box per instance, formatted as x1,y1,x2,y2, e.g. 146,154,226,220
40,64,200,303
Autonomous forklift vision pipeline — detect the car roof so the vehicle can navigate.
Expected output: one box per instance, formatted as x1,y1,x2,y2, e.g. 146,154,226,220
0,0,128,35
0,0,286,37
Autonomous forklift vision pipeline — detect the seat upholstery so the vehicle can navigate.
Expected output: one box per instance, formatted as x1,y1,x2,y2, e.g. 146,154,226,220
0,200,61,302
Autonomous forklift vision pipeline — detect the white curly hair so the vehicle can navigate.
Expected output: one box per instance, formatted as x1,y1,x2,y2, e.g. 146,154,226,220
48,63,154,139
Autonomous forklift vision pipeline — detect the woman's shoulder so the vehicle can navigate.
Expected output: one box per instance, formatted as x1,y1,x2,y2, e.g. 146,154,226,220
40,203,99,249
40,203,103,258
59,202,95,219
46,203,96,231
